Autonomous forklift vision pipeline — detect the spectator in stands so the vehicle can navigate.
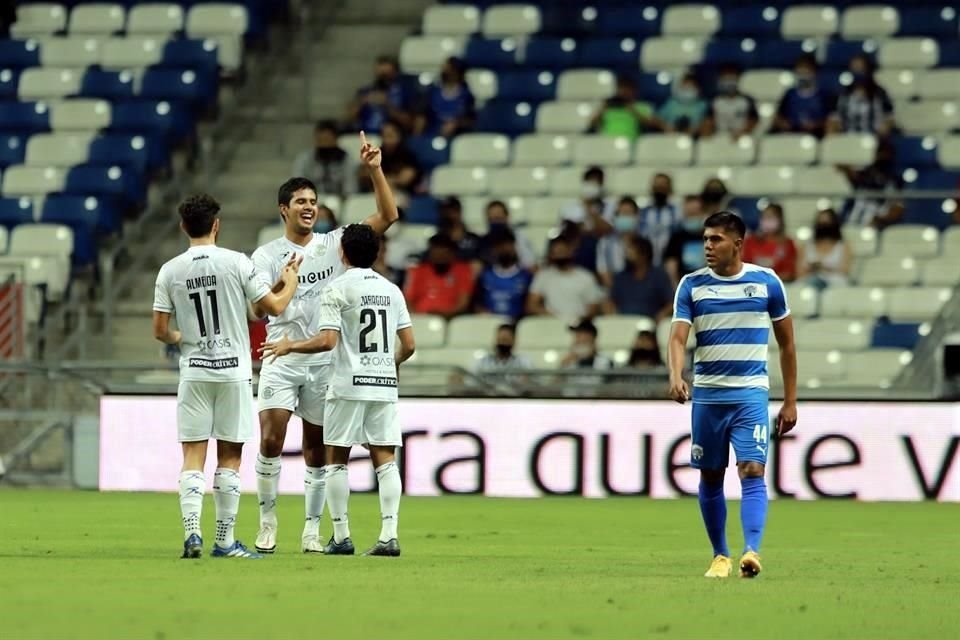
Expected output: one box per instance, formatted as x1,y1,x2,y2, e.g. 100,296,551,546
438,196,483,267
597,196,641,288
561,320,613,370
700,64,758,140
742,203,798,282
314,205,338,233
417,57,476,138
347,55,415,134
798,208,852,288
663,180,729,282
476,324,532,374
604,235,674,320
838,138,904,228
656,73,708,135
478,200,537,269
291,120,352,196
475,229,533,319
526,236,604,323
589,74,655,141
372,235,404,287
359,119,421,196
560,166,616,225
626,330,663,369
404,234,475,318
831,54,895,136
771,54,835,138
639,172,682,265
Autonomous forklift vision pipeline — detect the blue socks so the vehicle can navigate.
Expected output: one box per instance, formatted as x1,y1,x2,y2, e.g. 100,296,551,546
698,480,729,557
740,476,768,554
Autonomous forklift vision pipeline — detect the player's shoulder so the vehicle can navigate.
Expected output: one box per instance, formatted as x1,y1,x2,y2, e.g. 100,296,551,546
252,236,288,257
679,267,713,288
742,262,784,285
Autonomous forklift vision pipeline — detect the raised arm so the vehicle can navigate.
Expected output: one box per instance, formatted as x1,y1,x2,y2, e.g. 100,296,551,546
359,131,400,235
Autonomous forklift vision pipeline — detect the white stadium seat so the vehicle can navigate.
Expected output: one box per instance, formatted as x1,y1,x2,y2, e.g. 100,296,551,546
841,6,899,39
781,5,839,38
857,256,920,286
797,350,848,381
841,350,910,387
758,134,819,165
68,3,125,35
2,166,65,196
941,227,960,257
780,197,824,233
820,134,877,167
524,224,560,259
256,224,284,248
341,194,377,224
0,226,6,254
12,4,67,37
409,348,483,371
534,101,593,133
447,315,511,348
921,256,960,287
820,286,888,318
0,254,68,312
673,167,724,196
459,196,491,228
916,70,960,101
874,69,917,100
793,167,851,196
25,132,94,167
740,70,795,103
18,68,82,100
640,37,705,71
490,167,551,196
399,36,466,74
100,36,166,69
450,134,511,167
607,167,658,197
423,4,481,36
794,318,872,351
186,3,247,35
843,225,880,258
430,166,490,196
880,225,940,259
10,223,73,262
516,348,562,370
572,135,632,166
696,136,756,166
594,315,656,350
127,4,185,35
50,99,111,131
898,101,960,135
661,5,720,36
635,134,693,167
39,37,103,68
784,284,819,318
556,69,616,101
878,38,939,69
410,315,447,348
733,167,796,196
524,196,566,226
516,316,569,349
513,134,572,166
935,136,960,169
482,4,541,38
465,69,497,104
547,166,587,197
887,287,952,322
337,133,380,166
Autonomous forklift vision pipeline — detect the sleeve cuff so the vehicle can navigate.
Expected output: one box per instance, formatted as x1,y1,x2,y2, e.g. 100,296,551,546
771,310,791,322
152,305,172,313
671,317,693,325
317,325,341,332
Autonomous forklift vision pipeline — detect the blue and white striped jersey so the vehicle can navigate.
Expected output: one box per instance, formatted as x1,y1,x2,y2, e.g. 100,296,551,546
672,263,790,404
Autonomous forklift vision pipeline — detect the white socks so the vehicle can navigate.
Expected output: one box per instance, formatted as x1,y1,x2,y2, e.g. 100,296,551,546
325,464,350,543
178,470,204,540
213,468,241,548
255,453,281,526
304,466,326,536
376,461,401,542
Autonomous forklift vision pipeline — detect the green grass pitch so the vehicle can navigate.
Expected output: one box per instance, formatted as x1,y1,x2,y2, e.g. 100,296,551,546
1,490,957,639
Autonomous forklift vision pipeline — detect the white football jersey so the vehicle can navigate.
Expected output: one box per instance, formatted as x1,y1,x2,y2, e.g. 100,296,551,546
318,268,412,403
153,245,270,382
252,230,347,366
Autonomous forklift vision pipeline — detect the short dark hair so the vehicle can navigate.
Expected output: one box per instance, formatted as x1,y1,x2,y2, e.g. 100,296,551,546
489,228,516,246
178,194,219,238
278,177,318,207
314,119,338,134
428,233,457,251
486,199,509,215
796,53,818,69
375,55,398,68
341,224,379,268
583,166,604,182
719,63,741,76
627,234,654,260
703,211,746,239
497,323,516,335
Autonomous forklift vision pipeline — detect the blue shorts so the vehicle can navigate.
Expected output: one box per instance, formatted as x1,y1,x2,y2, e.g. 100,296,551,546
690,401,771,469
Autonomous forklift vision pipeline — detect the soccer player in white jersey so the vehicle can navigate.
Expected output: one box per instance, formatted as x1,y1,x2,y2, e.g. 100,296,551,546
251,133,399,554
260,224,415,557
152,194,302,559
668,211,798,579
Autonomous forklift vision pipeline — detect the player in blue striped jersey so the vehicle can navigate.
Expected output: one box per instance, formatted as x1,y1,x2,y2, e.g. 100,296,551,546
668,211,798,579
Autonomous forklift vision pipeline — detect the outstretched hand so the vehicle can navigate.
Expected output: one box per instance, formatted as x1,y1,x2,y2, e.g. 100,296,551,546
360,130,382,170
259,335,292,364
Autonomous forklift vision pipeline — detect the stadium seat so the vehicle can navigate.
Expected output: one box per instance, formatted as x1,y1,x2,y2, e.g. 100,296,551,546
794,318,872,351
65,165,144,207
662,5,720,37
10,222,72,263
465,69,497,103
410,314,447,348
68,3,126,35
858,256,920,286
139,68,217,108
740,70,793,102
423,4,480,36
921,256,960,287
0,69,20,99
596,6,661,37
911,169,960,191
431,166,489,196
758,134,818,165
0,135,27,168
186,3,248,69
399,36,465,74
548,166,587,197
841,6,899,39
793,167,850,196
406,135,450,172
673,167,726,197
11,4,68,38
874,68,917,100
843,225,880,258
781,5,839,38
516,316,568,349
887,287,952,322
840,349,910,387
513,134,572,166
18,67,83,100
897,7,958,38
256,223,283,248
534,101,592,133
50,99,111,131
524,196,565,226
898,102,960,135
39,37,103,68
496,70,556,102
784,284,818,318
556,69,616,101
594,315,655,351
797,350,848,381
915,70,960,101
640,37,705,71
463,37,516,69
476,100,536,135
577,37,641,70
44,193,118,234
893,135,939,170
703,38,759,69
79,69,135,100
719,6,782,38
635,134,693,167
482,4,541,38
523,37,578,70
490,167,550,196
878,38,939,69
871,322,923,349
127,3,185,36
341,194,377,224
162,39,219,74
880,225,940,259
100,36,167,69
447,314,510,348
572,135,631,167
820,134,877,167
607,167,658,198
820,286,889,319
409,347,482,372
733,167,795,196
936,136,960,169
25,132,93,167
2,166,65,196
696,136,755,166
0,39,41,68
110,100,190,139
0,196,35,227
450,133,510,167
942,227,960,258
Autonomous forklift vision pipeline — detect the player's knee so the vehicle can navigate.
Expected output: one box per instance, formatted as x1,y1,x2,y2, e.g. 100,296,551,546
738,461,765,478
260,430,285,457
700,469,725,485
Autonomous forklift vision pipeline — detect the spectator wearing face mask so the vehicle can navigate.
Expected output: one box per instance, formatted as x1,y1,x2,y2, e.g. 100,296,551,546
475,229,533,319
655,74,708,135
438,196,483,268
526,236,605,323
559,166,616,232
589,74,656,141
663,179,730,283
478,200,537,269
603,235,674,321
638,172,681,265
347,55,415,134
742,204,798,282
292,120,352,197
798,208,852,289
838,138,904,228
404,234,475,318
831,54,895,136
561,320,613,371
771,54,836,138
597,196,642,288
701,64,758,139
313,205,338,234
626,330,663,369
416,57,476,138
476,324,531,374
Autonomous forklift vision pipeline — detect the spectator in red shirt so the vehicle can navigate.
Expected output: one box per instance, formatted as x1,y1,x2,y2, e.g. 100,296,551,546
404,234,474,318
742,203,798,282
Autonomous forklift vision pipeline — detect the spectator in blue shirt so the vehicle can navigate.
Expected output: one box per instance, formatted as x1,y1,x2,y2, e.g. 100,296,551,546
603,235,674,321
416,57,476,138
771,54,836,138
347,55,415,134
639,172,682,266
475,229,533,319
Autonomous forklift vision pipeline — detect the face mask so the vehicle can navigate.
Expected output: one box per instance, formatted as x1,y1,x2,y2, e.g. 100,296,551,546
630,347,660,364
614,215,636,233
314,220,333,233
496,252,517,268
552,257,574,269
759,217,780,234
851,71,868,84
652,191,669,207
814,224,841,241
441,71,456,84
796,74,815,90
572,344,593,359
580,182,602,199
718,79,738,95
495,344,513,358
683,218,703,233
675,87,697,101
374,75,391,90
433,262,452,275
315,146,344,162
487,222,508,234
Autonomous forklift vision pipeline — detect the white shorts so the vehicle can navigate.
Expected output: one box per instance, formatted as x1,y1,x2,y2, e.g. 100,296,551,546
323,398,401,448
177,379,254,443
257,360,330,425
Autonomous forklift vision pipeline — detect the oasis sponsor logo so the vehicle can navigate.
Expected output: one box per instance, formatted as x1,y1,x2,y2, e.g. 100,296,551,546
359,355,395,367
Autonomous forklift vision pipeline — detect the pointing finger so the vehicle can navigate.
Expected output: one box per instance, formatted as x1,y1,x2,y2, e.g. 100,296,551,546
360,130,367,146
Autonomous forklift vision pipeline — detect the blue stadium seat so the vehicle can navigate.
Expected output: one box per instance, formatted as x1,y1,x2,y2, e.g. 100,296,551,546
109,101,192,140
139,68,218,109
0,40,41,69
65,165,146,209
577,37,642,69
913,170,960,191
0,101,50,134
523,38,578,70
42,194,119,236
898,7,958,38
635,71,673,106
719,6,782,37
816,70,845,96
161,40,219,74
80,70,135,101
0,197,34,229
703,39,758,69
539,6,601,37
496,70,556,102
893,136,939,171
404,195,440,225
405,135,451,172
0,69,20,99
40,197,99,264
823,41,875,68
755,40,813,69
901,199,954,229
0,134,26,168
936,41,960,67
596,7,662,37
476,100,537,135
89,135,150,174
871,322,921,350
463,38,517,69
728,197,763,231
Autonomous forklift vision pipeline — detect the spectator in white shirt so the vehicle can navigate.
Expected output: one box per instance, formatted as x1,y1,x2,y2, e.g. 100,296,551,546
526,236,604,323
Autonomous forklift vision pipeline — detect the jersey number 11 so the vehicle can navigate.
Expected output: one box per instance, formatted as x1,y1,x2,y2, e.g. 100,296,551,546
188,290,221,337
